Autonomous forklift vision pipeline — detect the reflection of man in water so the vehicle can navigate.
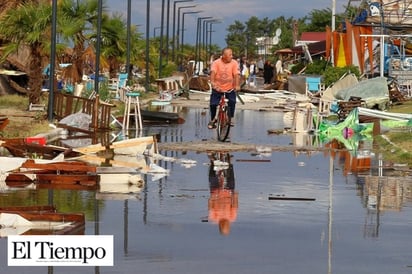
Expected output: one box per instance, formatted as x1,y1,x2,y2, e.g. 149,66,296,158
208,153,238,236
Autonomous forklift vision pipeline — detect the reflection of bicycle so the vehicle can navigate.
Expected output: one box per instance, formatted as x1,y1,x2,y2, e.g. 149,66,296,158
215,92,231,142
208,151,238,235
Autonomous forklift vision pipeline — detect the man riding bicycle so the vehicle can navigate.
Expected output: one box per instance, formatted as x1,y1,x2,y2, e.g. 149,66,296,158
208,47,241,129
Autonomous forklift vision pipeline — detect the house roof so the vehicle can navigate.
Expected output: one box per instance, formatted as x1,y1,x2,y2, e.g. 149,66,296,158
299,32,326,42
291,40,326,56
299,32,327,42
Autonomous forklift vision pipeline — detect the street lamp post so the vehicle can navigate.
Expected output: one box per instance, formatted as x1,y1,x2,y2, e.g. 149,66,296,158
159,0,165,78
176,5,197,62
145,0,150,92
180,11,201,70
202,19,219,62
126,0,131,81
167,0,193,61
208,21,220,57
48,0,57,121
153,26,162,37
172,1,194,62
195,16,212,74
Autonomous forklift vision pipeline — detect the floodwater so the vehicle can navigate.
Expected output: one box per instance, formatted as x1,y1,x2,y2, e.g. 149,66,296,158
1,108,412,274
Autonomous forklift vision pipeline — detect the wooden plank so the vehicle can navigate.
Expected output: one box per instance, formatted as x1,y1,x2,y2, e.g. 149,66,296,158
109,136,155,149
268,196,316,201
74,136,155,154
35,182,98,191
73,143,107,154
36,174,99,186
74,154,148,170
0,205,56,213
21,159,96,173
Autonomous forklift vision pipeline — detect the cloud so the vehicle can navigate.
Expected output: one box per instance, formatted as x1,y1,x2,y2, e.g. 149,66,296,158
106,0,344,47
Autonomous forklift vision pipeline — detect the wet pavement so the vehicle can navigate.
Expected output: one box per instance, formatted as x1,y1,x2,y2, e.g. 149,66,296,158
1,108,412,274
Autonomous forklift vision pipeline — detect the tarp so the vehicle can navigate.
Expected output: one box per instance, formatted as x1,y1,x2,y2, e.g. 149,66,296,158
334,77,389,110
322,73,359,101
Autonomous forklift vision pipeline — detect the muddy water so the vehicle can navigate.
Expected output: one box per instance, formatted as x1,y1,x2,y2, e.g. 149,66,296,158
1,108,412,274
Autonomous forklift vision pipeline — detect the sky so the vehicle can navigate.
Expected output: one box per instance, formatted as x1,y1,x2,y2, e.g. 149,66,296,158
106,0,348,47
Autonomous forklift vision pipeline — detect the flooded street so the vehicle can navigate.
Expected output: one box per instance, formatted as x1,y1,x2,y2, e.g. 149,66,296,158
2,108,412,273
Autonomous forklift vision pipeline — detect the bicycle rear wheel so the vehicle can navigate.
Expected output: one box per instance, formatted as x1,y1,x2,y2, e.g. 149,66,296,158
217,105,231,142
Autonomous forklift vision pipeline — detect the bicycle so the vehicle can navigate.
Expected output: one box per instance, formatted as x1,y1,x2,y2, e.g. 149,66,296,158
215,92,231,142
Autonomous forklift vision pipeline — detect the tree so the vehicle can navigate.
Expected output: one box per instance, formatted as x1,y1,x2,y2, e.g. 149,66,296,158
226,16,300,61
58,0,102,83
305,8,332,32
225,20,246,57
0,2,52,104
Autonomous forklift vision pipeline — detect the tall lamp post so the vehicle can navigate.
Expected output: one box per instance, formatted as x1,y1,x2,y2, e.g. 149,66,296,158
175,4,196,62
208,21,220,57
145,0,150,92
159,0,165,78
166,0,192,61
180,11,201,70
126,0,132,81
195,16,212,74
171,1,193,62
48,0,57,121
202,19,219,61
153,26,162,37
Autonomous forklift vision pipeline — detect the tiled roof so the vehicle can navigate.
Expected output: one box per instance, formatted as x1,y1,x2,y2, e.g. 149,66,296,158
300,32,327,42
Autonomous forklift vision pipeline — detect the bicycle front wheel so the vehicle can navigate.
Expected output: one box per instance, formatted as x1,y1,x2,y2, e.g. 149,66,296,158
217,106,231,142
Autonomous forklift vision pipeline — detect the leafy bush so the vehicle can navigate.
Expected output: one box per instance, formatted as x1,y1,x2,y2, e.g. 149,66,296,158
305,59,330,75
290,62,306,74
323,65,360,87
290,58,361,88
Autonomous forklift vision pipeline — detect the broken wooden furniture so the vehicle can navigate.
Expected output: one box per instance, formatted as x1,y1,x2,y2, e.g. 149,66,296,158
74,135,157,156
0,205,85,236
337,96,365,121
0,137,79,160
155,75,184,93
5,159,99,190
53,92,113,132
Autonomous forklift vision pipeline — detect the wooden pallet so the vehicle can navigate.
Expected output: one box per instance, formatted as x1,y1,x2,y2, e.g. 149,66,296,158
6,159,99,189
337,97,365,121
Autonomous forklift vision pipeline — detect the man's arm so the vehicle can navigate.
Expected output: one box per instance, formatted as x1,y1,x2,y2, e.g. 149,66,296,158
210,70,216,89
234,72,240,92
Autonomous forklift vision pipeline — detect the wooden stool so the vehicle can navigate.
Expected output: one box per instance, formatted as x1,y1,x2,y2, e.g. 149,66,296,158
122,92,142,133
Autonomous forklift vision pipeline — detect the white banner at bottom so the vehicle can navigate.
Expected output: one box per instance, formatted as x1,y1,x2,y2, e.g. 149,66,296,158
8,235,113,266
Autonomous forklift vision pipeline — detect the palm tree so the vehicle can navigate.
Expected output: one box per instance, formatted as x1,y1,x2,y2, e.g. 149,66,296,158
0,2,52,104
58,0,102,83
92,14,145,78
95,14,127,76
